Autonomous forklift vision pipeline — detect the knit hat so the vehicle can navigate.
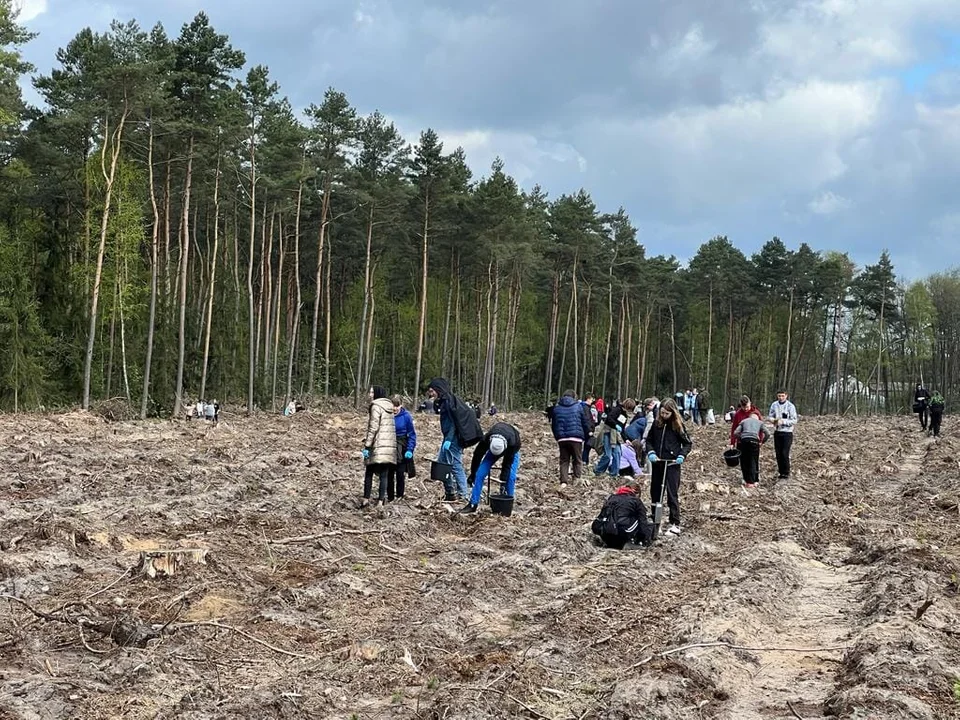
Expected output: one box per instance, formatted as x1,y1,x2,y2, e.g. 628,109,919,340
489,434,507,456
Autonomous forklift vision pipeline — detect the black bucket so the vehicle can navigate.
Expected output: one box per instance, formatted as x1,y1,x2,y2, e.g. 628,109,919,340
430,460,453,482
489,494,514,517
723,448,741,468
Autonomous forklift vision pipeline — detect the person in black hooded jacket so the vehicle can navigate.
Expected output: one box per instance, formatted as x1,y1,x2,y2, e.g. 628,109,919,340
591,481,654,549
427,378,482,501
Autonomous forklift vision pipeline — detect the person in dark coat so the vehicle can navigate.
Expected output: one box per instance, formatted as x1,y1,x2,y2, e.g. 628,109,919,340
914,383,931,431
929,391,945,437
551,390,593,487
461,422,521,513
645,398,693,536
591,481,654,549
427,378,482,501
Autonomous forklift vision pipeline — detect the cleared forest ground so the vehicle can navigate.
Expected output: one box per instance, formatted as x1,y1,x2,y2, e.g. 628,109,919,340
1,409,959,719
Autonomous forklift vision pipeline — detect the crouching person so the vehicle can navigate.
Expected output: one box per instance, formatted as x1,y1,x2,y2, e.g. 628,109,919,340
461,422,521,514
591,481,654,549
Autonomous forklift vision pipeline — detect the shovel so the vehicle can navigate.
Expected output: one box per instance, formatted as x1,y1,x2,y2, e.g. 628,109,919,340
649,459,679,542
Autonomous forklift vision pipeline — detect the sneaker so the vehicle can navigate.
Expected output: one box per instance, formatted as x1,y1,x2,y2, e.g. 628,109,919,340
559,482,568,489
744,483,757,489
458,503,478,514
360,498,370,508
666,524,681,536
443,493,457,502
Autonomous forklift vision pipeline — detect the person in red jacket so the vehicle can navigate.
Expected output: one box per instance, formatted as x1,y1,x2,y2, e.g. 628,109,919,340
729,395,762,446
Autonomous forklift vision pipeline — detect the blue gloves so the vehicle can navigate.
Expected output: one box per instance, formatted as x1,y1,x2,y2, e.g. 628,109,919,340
404,450,413,459
361,448,370,459
615,425,623,433
676,455,685,465
647,452,657,463
441,440,451,452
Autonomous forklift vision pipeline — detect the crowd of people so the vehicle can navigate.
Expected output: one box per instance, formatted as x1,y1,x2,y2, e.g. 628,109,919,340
357,376,948,549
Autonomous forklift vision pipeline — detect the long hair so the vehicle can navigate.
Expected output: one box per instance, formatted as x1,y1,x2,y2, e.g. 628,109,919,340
656,398,685,433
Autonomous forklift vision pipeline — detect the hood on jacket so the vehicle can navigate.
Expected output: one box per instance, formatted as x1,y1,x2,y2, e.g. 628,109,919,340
557,395,578,407
615,485,639,496
428,377,452,398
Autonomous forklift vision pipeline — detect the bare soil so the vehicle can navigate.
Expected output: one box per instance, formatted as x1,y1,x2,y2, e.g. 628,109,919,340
1,408,959,719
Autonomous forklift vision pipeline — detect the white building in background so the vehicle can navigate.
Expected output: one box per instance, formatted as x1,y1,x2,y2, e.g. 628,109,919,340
825,375,887,409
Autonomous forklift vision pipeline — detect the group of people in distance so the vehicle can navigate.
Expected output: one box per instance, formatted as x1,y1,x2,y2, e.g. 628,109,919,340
585,390,798,550
186,398,220,423
360,379,521,514
362,378,960,554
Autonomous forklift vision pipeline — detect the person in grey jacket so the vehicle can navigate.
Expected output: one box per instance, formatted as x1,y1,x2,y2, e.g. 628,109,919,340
733,413,773,488
768,391,798,479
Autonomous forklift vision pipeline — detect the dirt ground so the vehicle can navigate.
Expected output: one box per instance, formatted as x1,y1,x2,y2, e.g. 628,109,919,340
1,406,959,719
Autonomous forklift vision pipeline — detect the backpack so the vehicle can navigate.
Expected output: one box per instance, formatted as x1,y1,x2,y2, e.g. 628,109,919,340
623,415,647,441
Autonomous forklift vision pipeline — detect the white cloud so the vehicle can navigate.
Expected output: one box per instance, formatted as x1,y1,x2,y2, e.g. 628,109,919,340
436,129,587,185
585,79,885,209
14,0,47,23
808,191,851,215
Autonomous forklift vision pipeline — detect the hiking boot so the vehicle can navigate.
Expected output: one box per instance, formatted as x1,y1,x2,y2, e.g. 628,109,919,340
666,524,681,536
458,503,478,514
443,493,457,502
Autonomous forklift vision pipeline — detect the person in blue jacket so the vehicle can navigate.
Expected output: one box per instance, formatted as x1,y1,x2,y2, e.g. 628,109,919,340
388,395,417,501
551,389,593,488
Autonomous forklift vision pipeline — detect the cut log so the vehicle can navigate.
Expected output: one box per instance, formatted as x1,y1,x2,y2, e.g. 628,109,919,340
136,548,209,578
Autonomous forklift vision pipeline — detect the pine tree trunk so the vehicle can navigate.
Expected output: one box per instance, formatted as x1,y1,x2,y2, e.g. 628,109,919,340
173,135,195,418
355,205,375,407
82,110,128,410
558,274,574,394
705,283,714,394
246,131,258,413
783,286,794,389
199,143,222,403
307,182,330,396
141,119,161,419
441,253,454,377
323,227,333,397
105,272,118,399
413,193,430,396
544,270,560,401
270,213,285,409
286,170,305,403
262,207,276,377
723,303,734,402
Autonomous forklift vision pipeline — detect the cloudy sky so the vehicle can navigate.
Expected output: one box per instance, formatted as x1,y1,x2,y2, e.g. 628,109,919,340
16,0,960,279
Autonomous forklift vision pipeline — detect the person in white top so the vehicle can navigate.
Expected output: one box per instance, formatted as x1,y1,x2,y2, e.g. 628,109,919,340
768,391,798,479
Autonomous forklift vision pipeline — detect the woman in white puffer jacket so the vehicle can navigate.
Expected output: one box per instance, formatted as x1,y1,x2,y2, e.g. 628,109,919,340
361,386,397,507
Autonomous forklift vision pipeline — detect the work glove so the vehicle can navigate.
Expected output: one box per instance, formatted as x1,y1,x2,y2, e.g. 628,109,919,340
675,455,685,465
647,452,658,463
615,425,623,433
441,440,451,452
404,450,413,459
361,448,370,459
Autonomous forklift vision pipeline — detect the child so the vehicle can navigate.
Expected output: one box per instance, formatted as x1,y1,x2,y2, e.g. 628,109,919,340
645,398,693,536
930,392,945,437
591,481,654,549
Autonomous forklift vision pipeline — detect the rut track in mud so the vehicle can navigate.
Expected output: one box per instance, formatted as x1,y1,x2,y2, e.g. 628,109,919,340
0,411,958,719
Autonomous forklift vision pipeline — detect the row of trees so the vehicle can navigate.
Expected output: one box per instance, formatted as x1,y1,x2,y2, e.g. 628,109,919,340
0,5,957,415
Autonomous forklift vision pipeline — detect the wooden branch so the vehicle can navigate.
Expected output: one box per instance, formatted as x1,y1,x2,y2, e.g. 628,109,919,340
173,620,316,660
787,700,806,719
